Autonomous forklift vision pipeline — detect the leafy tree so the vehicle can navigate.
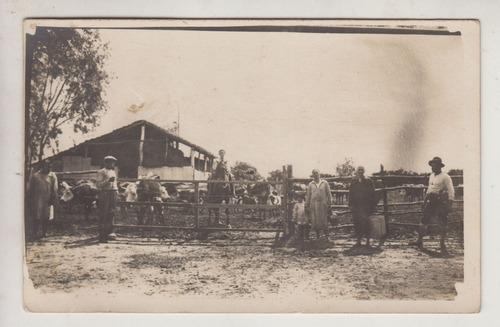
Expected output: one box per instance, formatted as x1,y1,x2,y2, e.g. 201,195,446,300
335,157,356,177
231,161,263,181
27,27,110,165
267,169,283,182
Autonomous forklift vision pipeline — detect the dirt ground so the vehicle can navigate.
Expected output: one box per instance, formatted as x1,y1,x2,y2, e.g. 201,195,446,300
25,213,464,303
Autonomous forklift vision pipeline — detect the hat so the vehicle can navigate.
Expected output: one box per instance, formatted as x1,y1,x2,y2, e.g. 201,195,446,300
104,155,117,162
428,157,445,167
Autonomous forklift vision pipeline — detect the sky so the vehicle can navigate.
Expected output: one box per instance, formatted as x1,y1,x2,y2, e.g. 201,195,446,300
56,23,467,178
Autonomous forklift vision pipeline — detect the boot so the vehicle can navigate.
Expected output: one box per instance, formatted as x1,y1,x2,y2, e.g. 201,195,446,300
439,225,449,256
409,224,426,249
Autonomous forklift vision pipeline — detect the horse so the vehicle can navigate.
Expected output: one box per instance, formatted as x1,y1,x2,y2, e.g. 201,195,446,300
206,162,235,226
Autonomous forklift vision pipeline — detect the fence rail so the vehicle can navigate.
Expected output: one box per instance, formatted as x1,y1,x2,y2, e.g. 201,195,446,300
54,166,463,242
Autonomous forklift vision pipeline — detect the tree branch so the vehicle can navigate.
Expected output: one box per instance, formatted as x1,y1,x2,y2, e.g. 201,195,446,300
48,92,73,120
47,76,69,114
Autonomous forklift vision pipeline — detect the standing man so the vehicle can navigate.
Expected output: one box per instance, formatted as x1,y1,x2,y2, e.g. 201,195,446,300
305,169,333,241
208,149,235,225
409,157,455,255
96,156,118,243
28,159,58,240
349,166,377,247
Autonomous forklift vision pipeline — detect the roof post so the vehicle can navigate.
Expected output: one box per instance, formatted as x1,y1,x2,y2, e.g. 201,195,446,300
190,147,195,180
164,137,169,165
139,123,145,166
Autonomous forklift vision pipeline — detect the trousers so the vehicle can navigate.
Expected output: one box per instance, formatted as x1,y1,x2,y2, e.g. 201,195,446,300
99,190,117,238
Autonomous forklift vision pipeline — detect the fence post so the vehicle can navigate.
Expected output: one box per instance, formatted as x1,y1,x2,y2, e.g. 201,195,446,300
379,164,390,247
194,181,200,229
282,166,289,236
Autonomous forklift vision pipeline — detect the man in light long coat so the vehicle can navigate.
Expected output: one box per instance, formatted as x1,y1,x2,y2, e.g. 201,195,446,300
305,169,333,241
28,160,58,240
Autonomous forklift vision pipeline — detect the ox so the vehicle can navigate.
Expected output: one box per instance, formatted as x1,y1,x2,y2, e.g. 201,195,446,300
59,180,99,220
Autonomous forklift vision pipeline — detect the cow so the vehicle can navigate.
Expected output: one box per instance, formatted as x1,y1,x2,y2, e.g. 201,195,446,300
267,190,282,217
136,174,166,225
247,183,273,220
59,180,99,220
330,181,349,205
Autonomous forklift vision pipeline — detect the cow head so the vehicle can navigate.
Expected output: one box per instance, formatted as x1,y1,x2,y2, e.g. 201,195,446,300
124,183,138,202
59,182,74,202
160,186,170,201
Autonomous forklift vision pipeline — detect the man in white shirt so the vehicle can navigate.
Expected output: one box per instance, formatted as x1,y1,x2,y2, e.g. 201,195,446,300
96,156,118,243
409,157,455,255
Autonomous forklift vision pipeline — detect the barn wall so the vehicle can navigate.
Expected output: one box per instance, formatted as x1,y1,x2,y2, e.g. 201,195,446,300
86,125,141,177
143,125,167,167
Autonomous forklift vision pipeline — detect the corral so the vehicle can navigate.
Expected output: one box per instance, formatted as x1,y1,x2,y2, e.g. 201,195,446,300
25,167,464,301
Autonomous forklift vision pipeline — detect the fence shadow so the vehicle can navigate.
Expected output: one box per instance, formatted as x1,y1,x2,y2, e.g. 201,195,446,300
63,237,102,248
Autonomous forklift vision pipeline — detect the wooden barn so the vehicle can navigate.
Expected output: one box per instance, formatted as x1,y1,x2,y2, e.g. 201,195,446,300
44,120,216,180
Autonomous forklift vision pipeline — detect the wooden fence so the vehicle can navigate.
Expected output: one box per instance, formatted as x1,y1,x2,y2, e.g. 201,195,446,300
113,178,287,235
56,166,464,243
286,174,464,245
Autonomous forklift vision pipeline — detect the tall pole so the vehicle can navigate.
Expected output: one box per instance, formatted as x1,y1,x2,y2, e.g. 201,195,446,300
177,105,180,136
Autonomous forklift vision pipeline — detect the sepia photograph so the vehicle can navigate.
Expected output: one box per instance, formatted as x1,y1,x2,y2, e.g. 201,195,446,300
22,19,480,313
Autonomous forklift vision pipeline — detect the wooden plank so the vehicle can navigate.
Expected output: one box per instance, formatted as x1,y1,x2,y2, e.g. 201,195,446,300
193,204,281,209
61,156,71,171
56,170,99,175
118,178,284,185
69,156,81,171
117,201,192,207
117,201,281,210
113,224,282,233
82,157,92,171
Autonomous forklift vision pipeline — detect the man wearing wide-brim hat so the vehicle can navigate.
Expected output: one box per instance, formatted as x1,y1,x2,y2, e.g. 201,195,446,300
96,156,118,243
409,157,455,255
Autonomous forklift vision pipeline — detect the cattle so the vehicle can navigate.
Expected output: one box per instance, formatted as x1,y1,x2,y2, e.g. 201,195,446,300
399,184,426,202
136,174,166,225
247,183,273,220
59,180,99,220
267,190,282,217
269,190,282,206
330,181,349,205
